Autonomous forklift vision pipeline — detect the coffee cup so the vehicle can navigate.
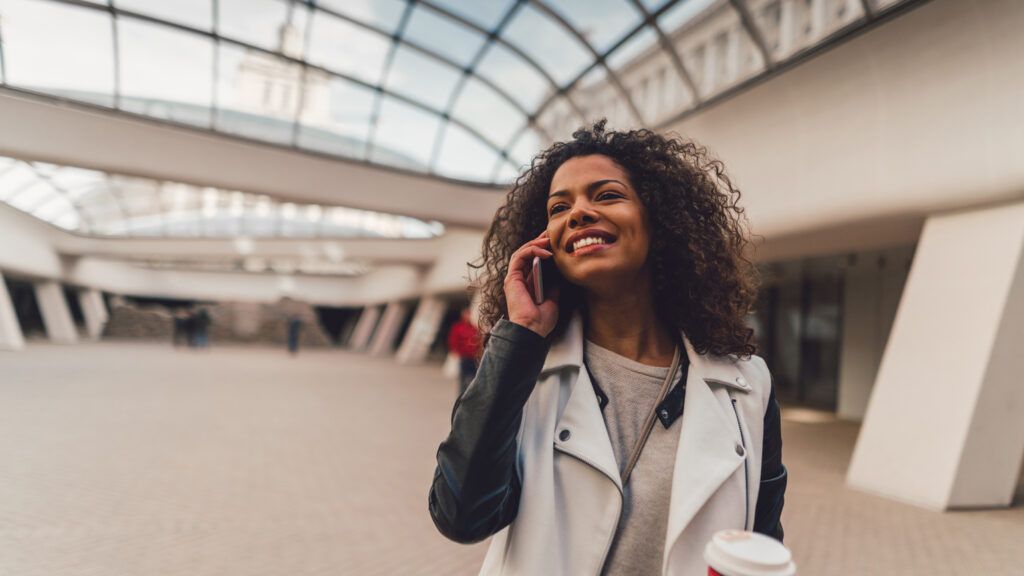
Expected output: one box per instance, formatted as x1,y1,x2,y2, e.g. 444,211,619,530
704,529,796,576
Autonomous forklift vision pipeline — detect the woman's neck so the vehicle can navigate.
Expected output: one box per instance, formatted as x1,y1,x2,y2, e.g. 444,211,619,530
583,277,676,367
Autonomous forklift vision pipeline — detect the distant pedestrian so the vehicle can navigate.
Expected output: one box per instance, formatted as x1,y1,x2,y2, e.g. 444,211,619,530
172,309,189,347
447,306,480,397
287,315,303,355
192,308,211,348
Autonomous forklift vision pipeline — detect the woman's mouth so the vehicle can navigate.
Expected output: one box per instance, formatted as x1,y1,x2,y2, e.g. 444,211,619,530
566,232,617,256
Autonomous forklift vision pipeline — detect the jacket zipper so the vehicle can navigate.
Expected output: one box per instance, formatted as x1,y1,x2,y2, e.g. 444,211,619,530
730,397,750,530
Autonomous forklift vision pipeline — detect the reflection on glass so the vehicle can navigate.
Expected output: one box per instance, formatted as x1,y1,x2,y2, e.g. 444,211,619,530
297,76,376,159
370,96,442,171
0,0,115,106
474,42,552,110
752,259,843,410
117,0,212,31
425,0,515,30
384,45,463,110
317,0,407,34
544,0,642,54
402,5,487,68
434,121,500,182
118,19,214,127
450,77,525,149
215,43,301,144
501,3,591,86
307,11,392,85
217,0,289,53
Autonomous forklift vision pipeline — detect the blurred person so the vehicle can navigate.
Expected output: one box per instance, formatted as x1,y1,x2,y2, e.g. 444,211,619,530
428,121,786,576
191,307,211,348
172,308,189,347
447,306,481,396
287,314,303,355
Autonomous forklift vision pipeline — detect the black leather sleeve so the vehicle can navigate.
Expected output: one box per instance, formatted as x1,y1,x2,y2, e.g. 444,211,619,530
428,319,551,544
753,383,787,542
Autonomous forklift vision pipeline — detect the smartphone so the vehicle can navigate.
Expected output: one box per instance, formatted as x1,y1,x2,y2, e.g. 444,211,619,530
531,256,556,305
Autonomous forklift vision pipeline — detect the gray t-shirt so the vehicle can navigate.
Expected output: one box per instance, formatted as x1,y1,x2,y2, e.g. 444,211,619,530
584,340,684,576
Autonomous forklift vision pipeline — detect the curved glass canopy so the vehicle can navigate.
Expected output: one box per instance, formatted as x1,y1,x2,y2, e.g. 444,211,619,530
0,0,915,185
0,155,444,239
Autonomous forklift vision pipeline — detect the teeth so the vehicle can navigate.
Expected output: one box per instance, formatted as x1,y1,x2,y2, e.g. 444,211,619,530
572,237,607,252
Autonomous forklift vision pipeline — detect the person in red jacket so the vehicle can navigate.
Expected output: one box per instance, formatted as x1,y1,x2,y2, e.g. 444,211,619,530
447,306,481,396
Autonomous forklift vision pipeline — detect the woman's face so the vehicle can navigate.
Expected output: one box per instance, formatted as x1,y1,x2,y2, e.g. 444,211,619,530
545,154,651,290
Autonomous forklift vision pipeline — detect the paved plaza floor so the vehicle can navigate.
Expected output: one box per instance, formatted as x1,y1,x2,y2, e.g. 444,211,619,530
0,342,1021,575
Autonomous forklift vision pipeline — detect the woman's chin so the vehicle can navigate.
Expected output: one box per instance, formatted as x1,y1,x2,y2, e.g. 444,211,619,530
563,261,636,289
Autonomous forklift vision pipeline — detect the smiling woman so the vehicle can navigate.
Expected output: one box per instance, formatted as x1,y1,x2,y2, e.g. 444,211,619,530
429,121,788,575
475,120,759,356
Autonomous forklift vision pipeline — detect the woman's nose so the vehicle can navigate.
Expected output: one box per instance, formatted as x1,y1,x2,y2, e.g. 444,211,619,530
568,205,598,229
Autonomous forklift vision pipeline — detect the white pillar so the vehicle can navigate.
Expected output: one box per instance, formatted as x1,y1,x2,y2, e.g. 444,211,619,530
847,201,1024,510
778,0,796,58
837,254,908,421
78,288,108,341
34,281,78,344
810,0,828,40
0,272,25,351
348,305,382,352
368,301,409,357
396,296,446,365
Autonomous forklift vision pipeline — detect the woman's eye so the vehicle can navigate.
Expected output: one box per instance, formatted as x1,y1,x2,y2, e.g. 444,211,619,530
549,204,568,215
597,191,623,201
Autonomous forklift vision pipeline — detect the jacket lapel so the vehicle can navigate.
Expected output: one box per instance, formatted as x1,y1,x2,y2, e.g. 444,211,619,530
546,314,623,494
663,337,748,567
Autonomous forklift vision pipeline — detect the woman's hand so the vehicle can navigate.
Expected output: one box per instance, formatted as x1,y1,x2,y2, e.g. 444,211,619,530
504,231,559,338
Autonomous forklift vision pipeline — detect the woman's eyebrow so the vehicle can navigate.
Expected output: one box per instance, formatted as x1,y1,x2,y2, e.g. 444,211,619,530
548,179,626,198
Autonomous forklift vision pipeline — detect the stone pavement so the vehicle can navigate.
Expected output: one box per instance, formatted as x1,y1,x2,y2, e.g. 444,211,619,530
0,343,1020,575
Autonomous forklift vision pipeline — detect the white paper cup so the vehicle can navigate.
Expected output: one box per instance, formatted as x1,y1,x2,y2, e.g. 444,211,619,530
704,530,796,576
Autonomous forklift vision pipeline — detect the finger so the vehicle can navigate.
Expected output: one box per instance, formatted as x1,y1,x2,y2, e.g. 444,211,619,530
506,247,553,283
522,235,552,249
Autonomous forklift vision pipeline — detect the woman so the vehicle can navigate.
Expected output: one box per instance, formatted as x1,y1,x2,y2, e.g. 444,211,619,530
429,122,786,576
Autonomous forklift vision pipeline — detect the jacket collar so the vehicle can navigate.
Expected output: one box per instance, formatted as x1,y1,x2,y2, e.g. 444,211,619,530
541,311,750,394
543,312,752,565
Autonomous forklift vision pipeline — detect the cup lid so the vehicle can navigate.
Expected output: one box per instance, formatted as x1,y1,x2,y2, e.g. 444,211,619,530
703,530,796,576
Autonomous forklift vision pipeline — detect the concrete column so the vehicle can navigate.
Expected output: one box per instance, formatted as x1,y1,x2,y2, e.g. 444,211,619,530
847,201,1024,510
78,288,108,341
810,0,828,40
396,296,446,365
778,0,796,57
837,255,909,421
368,301,410,357
34,281,78,344
348,305,382,352
0,272,25,351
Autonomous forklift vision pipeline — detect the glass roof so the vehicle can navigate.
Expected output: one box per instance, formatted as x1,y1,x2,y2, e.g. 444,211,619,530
0,0,915,185
0,155,445,239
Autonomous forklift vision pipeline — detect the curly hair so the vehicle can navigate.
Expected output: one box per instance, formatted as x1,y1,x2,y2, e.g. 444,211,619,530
471,120,759,358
